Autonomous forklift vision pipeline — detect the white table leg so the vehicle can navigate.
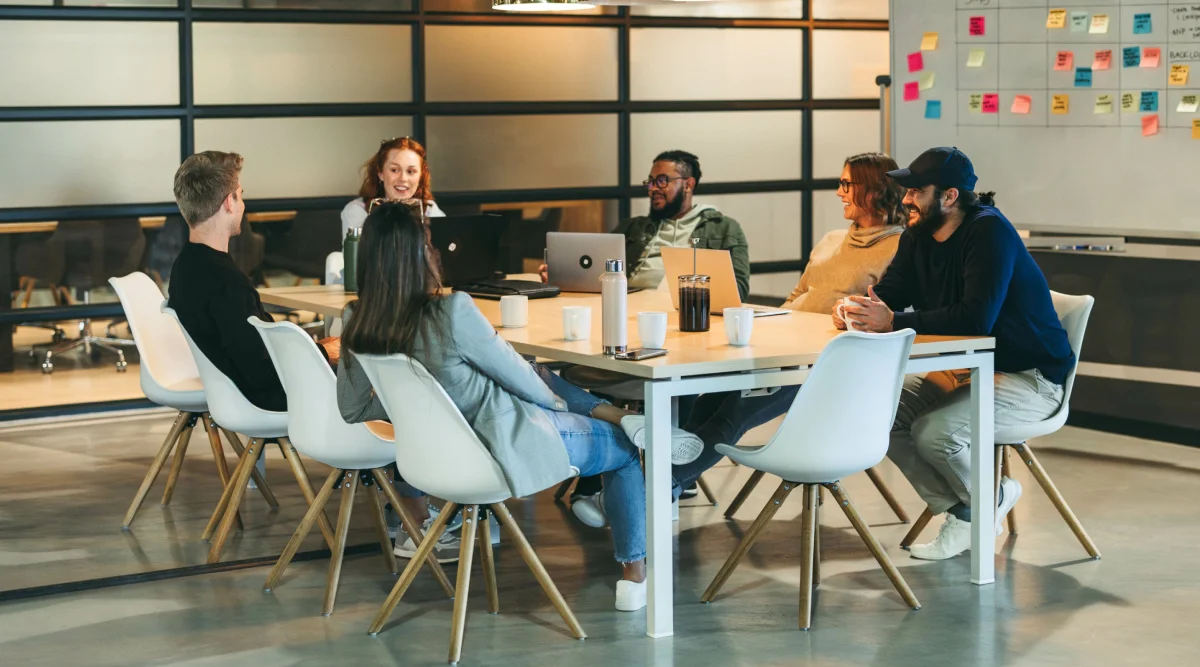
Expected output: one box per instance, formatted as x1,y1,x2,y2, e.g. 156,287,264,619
643,381,675,637
969,352,996,585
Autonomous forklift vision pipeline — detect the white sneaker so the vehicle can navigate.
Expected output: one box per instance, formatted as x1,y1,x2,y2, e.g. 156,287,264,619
619,415,704,465
615,579,647,612
571,493,608,528
995,476,1022,535
395,517,462,563
909,514,971,561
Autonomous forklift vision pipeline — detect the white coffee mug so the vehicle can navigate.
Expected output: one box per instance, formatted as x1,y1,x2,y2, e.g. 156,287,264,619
836,297,866,331
562,305,591,341
723,307,754,346
637,311,668,349
500,295,529,328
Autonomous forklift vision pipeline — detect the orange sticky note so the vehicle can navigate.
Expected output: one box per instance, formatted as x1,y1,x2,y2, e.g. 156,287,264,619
1011,95,1032,114
1170,64,1190,86
921,32,939,51
1193,118,1200,139
1093,50,1112,71
1052,94,1070,114
1142,114,1158,137
1142,47,1160,68
1054,51,1074,71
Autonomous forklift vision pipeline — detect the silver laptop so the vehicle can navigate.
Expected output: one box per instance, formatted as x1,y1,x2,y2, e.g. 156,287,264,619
546,232,626,293
662,247,790,317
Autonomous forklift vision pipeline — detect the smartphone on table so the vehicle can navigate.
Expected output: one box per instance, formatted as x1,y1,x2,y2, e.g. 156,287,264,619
614,348,667,361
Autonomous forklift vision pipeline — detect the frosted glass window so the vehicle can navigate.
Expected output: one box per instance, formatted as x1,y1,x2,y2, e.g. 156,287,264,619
426,115,617,192
812,110,882,178
194,1,411,8
423,0,613,14
633,1,803,19
425,26,617,102
812,0,887,20
0,120,179,208
812,187,854,244
193,116,412,199
63,0,177,5
193,23,412,105
631,29,802,101
812,30,889,99
632,190,801,264
630,111,801,185
0,21,179,107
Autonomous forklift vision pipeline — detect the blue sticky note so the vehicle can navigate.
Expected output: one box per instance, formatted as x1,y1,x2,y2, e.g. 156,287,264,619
925,100,942,119
1074,67,1093,88
1123,46,1141,68
1139,90,1159,112
1133,13,1152,35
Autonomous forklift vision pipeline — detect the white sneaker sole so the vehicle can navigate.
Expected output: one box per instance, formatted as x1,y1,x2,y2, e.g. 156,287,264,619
995,477,1023,534
620,416,705,465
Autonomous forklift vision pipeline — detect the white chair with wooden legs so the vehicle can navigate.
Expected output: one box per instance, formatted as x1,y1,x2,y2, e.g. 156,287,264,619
356,352,585,664
723,465,910,523
899,292,1100,559
700,330,921,631
250,318,454,613
163,306,335,563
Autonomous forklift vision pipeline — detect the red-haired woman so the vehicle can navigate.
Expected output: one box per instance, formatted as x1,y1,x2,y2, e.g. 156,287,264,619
340,136,445,237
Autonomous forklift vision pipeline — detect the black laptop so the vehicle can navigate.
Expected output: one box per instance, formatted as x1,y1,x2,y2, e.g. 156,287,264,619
429,215,558,299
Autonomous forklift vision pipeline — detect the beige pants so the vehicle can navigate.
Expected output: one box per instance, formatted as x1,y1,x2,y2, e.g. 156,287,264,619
888,369,1063,514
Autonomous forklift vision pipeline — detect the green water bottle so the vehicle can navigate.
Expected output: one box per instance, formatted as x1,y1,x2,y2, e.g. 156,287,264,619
343,227,361,292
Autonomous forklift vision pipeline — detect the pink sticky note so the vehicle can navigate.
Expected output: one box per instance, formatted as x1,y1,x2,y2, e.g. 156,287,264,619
908,52,924,73
1054,51,1074,71
1142,47,1161,68
1093,50,1112,71
1142,114,1159,136
1011,95,1032,114
982,93,1000,113
903,81,920,101
969,16,986,36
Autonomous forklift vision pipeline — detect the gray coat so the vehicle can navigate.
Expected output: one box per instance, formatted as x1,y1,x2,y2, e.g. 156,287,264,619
336,292,572,498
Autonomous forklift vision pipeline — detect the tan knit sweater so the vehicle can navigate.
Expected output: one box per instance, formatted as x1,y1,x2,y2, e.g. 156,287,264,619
783,223,903,314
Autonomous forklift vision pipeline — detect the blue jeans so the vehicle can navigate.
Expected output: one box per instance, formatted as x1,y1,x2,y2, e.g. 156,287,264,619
671,386,800,498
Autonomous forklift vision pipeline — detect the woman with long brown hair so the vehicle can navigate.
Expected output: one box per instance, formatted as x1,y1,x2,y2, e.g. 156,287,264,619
340,136,445,238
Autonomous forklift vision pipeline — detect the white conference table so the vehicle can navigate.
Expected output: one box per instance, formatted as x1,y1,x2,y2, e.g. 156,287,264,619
259,284,997,638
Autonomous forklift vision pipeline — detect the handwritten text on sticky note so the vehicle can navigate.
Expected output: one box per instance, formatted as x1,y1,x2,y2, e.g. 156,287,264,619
925,100,942,119
1054,51,1074,71
1170,64,1190,86
1093,50,1112,71
903,81,920,101
969,16,986,36
1179,95,1199,113
921,32,938,51
1094,94,1113,114
969,94,982,113
1074,67,1093,88
1193,119,1200,140
1089,14,1109,34
1070,12,1089,32
1121,93,1136,112
1142,47,1160,68
967,49,986,68
982,94,999,114
1011,95,1032,115
1122,47,1140,68
1140,90,1159,112
1052,95,1070,115
1047,9,1066,29
1142,114,1158,137
1133,13,1152,35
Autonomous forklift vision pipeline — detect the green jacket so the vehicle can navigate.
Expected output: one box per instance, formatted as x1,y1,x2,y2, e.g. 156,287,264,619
614,208,751,300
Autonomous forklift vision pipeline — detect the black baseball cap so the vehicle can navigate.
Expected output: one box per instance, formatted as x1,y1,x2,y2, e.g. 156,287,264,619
886,147,978,191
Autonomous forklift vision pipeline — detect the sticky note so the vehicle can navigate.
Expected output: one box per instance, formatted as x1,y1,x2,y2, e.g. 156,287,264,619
1140,90,1159,112
969,16,985,36
925,100,942,119
1093,50,1112,71
1193,119,1200,139
1074,67,1093,88
1179,95,1199,113
1047,9,1066,29
1121,92,1136,112
919,71,936,91
1142,114,1158,137
1094,94,1113,114
1052,94,1070,115
921,32,939,51
1170,64,1190,86
1123,47,1141,68
967,49,986,68
982,94,999,114
1142,47,1160,68
903,81,920,101
1133,13,1152,35
1089,14,1109,34
1070,11,1089,33
1011,95,1032,115
1054,51,1074,71
969,94,983,113
908,52,924,73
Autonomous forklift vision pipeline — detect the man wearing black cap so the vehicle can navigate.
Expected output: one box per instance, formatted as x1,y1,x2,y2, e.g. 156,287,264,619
838,147,1075,561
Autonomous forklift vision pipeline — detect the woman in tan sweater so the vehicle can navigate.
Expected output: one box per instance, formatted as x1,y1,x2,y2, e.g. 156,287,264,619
667,153,908,495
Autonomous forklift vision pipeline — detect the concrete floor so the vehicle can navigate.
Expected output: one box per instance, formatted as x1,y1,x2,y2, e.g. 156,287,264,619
1,413,1198,666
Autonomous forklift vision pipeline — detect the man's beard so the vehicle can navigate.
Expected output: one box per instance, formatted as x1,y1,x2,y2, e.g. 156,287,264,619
911,201,947,237
650,187,686,221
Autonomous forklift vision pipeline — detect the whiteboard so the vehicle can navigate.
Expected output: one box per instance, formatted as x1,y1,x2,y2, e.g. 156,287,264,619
890,0,1200,238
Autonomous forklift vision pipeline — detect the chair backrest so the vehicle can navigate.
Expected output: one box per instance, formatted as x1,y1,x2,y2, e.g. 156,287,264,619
325,251,344,286
751,330,916,482
48,220,105,290
108,272,199,392
1049,291,1095,415
355,352,510,503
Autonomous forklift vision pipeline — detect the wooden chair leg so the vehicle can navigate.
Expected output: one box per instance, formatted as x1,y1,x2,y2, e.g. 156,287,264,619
553,478,575,502
121,411,189,528
279,438,336,549
724,469,766,520
865,466,911,523
365,475,399,575
696,475,718,506
826,482,921,610
490,502,586,640
371,468,455,598
1003,447,1018,535
264,468,340,591
207,438,262,563
160,415,198,506
368,502,459,635
798,484,819,630
702,479,797,602
448,505,481,664
202,416,243,531
1014,443,1101,559
900,507,934,549
479,510,500,614
322,471,359,616
222,429,278,509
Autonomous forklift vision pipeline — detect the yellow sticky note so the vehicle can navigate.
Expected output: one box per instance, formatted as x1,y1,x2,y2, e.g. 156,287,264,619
1121,92,1136,112
919,71,936,91
1052,94,1070,114
967,49,986,68
1170,64,1190,86
921,32,939,51
969,93,983,113
1193,119,1200,139
1089,14,1109,34
1094,94,1113,114
1047,8,1067,29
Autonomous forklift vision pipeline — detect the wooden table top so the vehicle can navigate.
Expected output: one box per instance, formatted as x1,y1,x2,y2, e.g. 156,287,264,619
0,211,296,235
259,285,993,380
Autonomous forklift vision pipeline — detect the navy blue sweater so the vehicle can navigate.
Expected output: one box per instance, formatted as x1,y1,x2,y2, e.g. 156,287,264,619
873,206,1075,385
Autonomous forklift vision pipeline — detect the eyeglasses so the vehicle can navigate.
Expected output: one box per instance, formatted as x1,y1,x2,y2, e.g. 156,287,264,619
837,180,858,191
380,135,411,146
643,175,686,190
